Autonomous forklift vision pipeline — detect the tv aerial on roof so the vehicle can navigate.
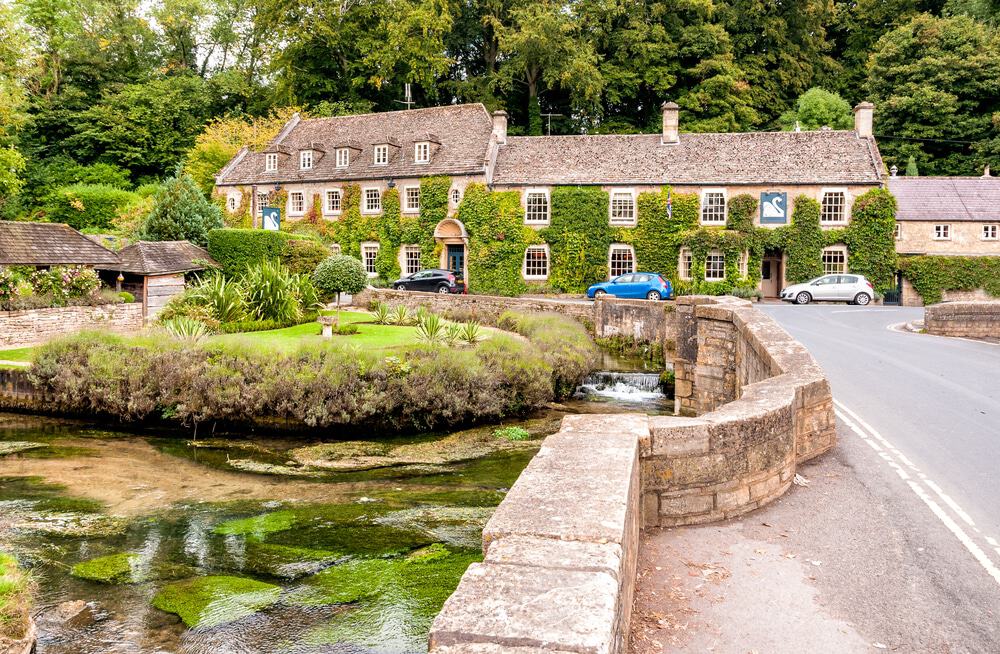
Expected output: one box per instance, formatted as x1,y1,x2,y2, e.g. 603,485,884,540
395,83,415,110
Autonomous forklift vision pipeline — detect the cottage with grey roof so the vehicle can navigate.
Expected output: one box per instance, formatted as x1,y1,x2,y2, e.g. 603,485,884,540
213,101,886,298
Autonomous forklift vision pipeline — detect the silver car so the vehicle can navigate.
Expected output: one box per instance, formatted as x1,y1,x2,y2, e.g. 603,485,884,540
780,274,875,305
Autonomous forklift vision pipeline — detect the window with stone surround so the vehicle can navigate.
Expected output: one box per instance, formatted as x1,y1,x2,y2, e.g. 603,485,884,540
934,224,951,240
982,224,998,241
361,242,379,276
820,189,847,224
363,188,381,214
404,186,420,212
705,250,725,280
450,188,462,206
404,245,421,275
525,189,550,224
700,189,727,225
523,245,549,280
325,189,341,215
609,190,636,226
822,247,847,274
609,244,636,278
289,191,304,214
679,247,692,280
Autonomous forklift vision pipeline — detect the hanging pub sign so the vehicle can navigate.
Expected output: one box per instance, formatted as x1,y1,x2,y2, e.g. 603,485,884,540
262,207,281,231
760,192,788,224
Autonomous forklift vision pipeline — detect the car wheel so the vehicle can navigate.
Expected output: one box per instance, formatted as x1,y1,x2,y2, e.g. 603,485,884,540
795,291,811,305
394,284,406,291
594,290,607,299
646,290,661,301
436,284,450,294
854,292,872,306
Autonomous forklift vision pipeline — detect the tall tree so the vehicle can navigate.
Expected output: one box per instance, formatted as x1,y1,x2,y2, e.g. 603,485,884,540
779,87,854,131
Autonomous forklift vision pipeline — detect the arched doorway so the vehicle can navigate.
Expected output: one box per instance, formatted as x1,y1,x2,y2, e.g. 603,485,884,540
433,218,468,281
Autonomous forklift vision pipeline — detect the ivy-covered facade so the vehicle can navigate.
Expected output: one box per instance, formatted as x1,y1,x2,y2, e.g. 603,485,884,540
214,101,899,297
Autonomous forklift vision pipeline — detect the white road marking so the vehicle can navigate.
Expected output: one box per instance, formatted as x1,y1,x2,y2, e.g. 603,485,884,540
834,400,1000,587
831,309,899,314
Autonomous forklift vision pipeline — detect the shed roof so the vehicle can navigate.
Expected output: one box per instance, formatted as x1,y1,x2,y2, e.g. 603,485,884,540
493,130,884,186
0,221,120,266
215,104,494,186
888,177,1000,222
115,241,217,275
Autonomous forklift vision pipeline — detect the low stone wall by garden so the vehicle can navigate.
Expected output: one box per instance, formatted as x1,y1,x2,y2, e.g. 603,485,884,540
429,294,835,653
0,303,143,349
925,301,1000,339
0,369,49,412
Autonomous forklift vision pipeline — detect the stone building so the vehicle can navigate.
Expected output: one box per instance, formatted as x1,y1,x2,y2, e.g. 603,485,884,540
214,102,886,297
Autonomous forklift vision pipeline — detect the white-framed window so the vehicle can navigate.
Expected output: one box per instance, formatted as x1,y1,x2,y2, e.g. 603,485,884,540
738,250,749,277
450,188,461,206
227,193,240,212
705,250,725,281
679,247,692,281
700,189,727,225
300,150,313,170
822,247,847,274
609,190,636,226
524,189,550,225
934,224,951,240
324,189,342,215
330,243,342,255
265,153,277,172
609,244,636,278
404,186,420,213
982,224,998,241
414,141,430,164
288,191,305,215
403,245,421,276
256,192,269,216
894,223,901,240
361,242,379,277
373,144,388,166
363,188,381,214
336,148,350,168
820,188,848,224
523,245,550,280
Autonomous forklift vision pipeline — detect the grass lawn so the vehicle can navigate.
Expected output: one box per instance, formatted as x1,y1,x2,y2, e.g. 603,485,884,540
211,310,423,353
0,346,35,368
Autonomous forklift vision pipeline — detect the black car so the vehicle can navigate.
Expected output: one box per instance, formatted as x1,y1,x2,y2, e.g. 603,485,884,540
391,269,467,294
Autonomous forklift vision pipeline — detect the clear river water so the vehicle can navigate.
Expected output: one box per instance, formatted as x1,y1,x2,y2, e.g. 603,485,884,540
0,367,669,654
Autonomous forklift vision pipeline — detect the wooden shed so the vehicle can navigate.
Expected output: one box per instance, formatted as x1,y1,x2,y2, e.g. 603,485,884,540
111,241,218,319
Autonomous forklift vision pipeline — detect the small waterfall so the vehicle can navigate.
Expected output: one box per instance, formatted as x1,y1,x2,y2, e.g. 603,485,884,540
576,371,665,402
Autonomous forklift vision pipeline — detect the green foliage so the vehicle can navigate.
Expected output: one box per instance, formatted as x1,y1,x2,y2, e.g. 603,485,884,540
139,173,224,247
312,255,368,303
493,426,531,441
462,184,539,296
460,321,482,345
43,184,139,230
70,553,142,584
152,576,282,629
0,550,32,641
844,189,898,291
418,176,451,268
497,310,599,398
905,155,919,176
371,302,392,325
779,88,853,131
631,188,699,281
118,291,135,303
783,195,824,284
899,256,1000,305
163,317,211,343
242,260,315,322
543,187,612,293
416,313,446,344
726,194,758,233
281,239,330,275
207,228,308,276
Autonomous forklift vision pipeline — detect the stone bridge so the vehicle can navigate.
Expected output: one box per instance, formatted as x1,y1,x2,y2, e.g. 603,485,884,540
358,289,836,654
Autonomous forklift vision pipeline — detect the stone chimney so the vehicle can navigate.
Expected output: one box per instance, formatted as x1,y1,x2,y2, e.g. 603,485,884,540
661,102,679,144
491,110,508,145
854,102,874,138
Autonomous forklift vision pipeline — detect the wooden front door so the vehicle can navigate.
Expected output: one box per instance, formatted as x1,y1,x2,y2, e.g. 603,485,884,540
760,256,782,298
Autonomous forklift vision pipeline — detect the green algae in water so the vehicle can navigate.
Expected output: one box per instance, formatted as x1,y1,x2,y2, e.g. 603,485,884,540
0,476,104,514
152,575,282,629
0,442,46,456
214,511,298,538
292,544,481,652
236,541,342,580
71,552,143,584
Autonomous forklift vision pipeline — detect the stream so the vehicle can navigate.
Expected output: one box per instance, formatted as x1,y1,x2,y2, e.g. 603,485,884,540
0,360,671,654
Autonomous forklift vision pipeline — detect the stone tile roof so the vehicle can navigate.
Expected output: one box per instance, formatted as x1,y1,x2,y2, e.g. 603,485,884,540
493,131,884,186
0,221,120,266
888,177,1000,222
215,104,494,186
115,241,217,275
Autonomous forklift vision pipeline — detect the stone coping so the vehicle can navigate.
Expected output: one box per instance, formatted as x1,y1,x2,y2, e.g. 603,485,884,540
430,295,835,653
925,300,1000,339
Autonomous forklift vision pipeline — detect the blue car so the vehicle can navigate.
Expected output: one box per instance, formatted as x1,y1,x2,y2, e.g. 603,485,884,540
586,273,672,301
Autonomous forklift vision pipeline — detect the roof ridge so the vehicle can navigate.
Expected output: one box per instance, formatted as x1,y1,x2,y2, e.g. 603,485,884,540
298,103,487,125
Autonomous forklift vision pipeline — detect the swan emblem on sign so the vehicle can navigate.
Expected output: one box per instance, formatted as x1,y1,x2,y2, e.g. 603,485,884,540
762,195,785,218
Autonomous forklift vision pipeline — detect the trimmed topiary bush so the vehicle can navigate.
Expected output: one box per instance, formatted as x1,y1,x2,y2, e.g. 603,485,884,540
207,228,317,276
313,254,368,306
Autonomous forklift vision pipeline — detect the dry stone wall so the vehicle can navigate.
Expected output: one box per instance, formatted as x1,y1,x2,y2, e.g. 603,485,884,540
925,301,1000,339
0,304,143,349
430,294,836,653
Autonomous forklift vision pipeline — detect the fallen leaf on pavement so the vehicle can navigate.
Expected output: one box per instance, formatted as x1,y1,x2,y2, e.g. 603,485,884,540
793,473,810,486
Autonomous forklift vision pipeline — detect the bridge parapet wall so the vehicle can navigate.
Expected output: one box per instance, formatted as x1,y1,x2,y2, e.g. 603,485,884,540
925,301,1000,339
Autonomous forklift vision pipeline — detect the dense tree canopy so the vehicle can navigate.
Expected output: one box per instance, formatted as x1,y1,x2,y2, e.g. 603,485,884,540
0,0,996,220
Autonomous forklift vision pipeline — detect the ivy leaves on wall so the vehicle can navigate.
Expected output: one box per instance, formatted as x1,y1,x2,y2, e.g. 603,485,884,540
542,187,613,294
782,195,824,284
461,184,541,296
899,256,1000,305
844,188,897,291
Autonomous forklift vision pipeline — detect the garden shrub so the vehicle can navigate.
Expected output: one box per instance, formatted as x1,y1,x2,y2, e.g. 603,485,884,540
139,173,223,247
898,256,1000,305
783,195,824,284
31,311,597,431
543,187,613,293
43,183,139,230
281,238,330,275
313,255,368,305
207,228,314,276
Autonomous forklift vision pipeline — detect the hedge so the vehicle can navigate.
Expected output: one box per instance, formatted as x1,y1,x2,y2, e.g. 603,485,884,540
898,256,1000,305
43,183,140,230
207,228,321,276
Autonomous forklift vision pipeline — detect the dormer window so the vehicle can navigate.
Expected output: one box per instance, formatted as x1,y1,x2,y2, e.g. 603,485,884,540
414,142,430,164
265,153,277,172
373,145,388,166
300,150,313,170
336,148,350,168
